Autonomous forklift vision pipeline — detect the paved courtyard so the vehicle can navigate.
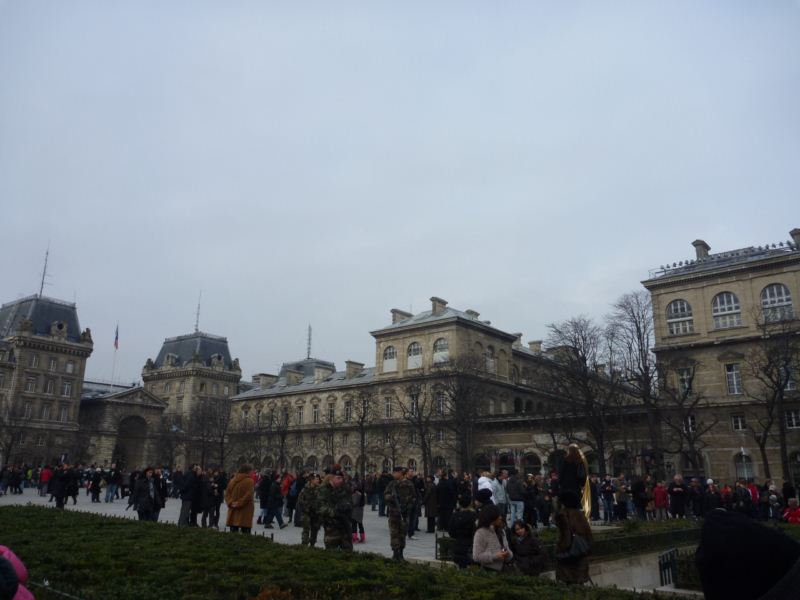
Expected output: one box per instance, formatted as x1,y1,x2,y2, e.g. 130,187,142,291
0,487,439,562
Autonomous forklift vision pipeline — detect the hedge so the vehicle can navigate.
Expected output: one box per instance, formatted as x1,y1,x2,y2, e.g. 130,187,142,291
1,507,658,600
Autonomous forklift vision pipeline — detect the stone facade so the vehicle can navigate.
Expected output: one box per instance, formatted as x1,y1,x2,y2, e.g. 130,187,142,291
643,228,800,484
0,295,93,465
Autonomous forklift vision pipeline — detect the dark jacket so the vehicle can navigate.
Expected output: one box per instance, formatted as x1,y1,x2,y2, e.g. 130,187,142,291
131,476,162,513
509,524,545,575
423,481,438,516
436,477,458,511
447,508,477,568
506,474,525,502
267,480,283,510
180,471,201,502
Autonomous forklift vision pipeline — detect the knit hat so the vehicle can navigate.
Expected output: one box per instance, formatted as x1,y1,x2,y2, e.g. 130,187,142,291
696,509,800,600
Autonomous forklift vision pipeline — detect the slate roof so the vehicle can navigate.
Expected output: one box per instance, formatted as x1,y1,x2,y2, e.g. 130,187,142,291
234,366,376,400
81,379,137,400
153,331,235,369
279,358,336,378
646,243,800,282
0,295,83,342
371,306,517,340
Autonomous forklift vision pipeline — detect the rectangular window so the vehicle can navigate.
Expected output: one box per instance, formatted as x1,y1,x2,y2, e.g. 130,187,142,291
25,377,36,393
344,400,352,422
296,406,304,425
677,368,692,394
29,354,39,368
40,404,51,420
178,381,185,393
23,402,31,419
164,382,171,393
436,428,445,442
61,381,72,397
310,434,318,447
295,434,303,448
410,394,419,416
328,404,335,423
45,379,54,395
65,361,75,374
0,373,4,389
212,383,219,395
223,385,229,396
435,392,445,415
684,414,697,433
342,433,349,446
36,435,45,447
731,414,746,432
59,406,69,423
312,405,320,424
787,410,800,430
48,357,57,372
384,397,392,419
726,364,742,395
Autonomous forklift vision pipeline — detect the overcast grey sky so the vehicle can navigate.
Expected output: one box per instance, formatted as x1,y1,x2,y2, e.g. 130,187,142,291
1,1,798,385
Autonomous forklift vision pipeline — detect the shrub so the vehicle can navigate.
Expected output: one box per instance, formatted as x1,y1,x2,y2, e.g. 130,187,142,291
0,506,653,600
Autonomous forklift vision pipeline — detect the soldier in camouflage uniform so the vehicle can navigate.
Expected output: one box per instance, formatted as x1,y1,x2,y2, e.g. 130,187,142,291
316,465,353,551
384,466,416,561
298,473,321,547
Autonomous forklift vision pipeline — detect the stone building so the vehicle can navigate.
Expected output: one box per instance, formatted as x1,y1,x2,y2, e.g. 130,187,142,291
0,295,94,465
142,330,242,421
231,296,619,477
643,228,800,484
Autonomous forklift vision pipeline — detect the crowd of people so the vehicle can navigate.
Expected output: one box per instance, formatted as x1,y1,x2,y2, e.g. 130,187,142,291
3,453,799,589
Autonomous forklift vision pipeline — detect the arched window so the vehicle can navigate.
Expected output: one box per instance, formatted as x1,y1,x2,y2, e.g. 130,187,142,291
433,338,449,363
524,399,533,413
433,456,447,471
666,299,694,335
305,456,318,470
407,342,422,370
383,346,397,372
382,457,393,471
523,453,541,475
340,455,353,472
712,292,742,329
485,346,496,374
761,283,794,322
407,458,417,470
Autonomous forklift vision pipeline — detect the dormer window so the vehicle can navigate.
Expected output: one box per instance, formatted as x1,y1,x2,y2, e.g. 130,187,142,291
383,346,397,373
407,342,422,370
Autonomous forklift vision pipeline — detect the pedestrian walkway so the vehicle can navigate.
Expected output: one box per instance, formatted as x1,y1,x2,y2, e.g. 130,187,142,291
0,488,438,561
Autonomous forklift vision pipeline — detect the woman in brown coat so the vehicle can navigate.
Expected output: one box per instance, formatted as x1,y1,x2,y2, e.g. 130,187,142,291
555,490,593,584
225,464,255,533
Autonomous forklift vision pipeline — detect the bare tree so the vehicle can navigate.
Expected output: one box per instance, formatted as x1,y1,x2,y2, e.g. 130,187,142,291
743,314,800,481
351,389,376,477
657,358,717,475
396,381,439,475
545,316,624,475
433,354,488,472
152,414,186,469
609,290,664,476
270,404,291,471
187,396,234,469
0,394,32,466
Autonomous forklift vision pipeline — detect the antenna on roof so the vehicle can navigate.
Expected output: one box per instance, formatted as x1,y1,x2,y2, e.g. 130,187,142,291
38,242,51,298
307,324,312,359
195,290,202,333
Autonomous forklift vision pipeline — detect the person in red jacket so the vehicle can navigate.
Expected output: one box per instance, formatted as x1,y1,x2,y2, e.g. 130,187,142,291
784,498,800,524
38,465,52,497
653,481,669,521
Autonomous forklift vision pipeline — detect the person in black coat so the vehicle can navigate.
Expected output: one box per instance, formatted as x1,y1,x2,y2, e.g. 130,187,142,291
199,470,216,528
130,467,162,521
264,472,286,528
509,520,545,576
152,469,168,522
668,475,688,518
447,495,477,569
436,472,458,531
178,465,202,526
50,465,69,509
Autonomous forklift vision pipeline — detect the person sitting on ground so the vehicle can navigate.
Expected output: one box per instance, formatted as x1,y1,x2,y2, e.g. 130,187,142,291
508,519,545,576
472,504,512,572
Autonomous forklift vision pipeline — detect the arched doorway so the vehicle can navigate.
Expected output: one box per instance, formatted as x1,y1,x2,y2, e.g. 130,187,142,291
114,416,148,469
522,453,542,475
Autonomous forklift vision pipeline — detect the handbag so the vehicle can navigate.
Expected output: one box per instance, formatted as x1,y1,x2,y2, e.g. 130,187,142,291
555,530,590,560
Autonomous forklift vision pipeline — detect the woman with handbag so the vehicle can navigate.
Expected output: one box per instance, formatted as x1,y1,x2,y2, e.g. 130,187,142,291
555,490,593,584
472,504,513,572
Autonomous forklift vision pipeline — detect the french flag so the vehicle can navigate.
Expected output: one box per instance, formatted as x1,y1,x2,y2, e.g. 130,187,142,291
114,324,119,350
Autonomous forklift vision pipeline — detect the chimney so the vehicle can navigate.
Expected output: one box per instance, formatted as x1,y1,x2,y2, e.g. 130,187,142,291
692,239,711,259
528,340,542,354
430,296,448,315
285,368,303,385
254,373,278,387
790,228,800,249
465,309,480,319
391,308,413,324
345,360,364,378
512,333,523,348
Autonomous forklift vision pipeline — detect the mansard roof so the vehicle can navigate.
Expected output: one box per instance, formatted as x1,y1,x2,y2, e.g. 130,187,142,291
234,366,377,400
0,295,83,342
153,331,235,369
